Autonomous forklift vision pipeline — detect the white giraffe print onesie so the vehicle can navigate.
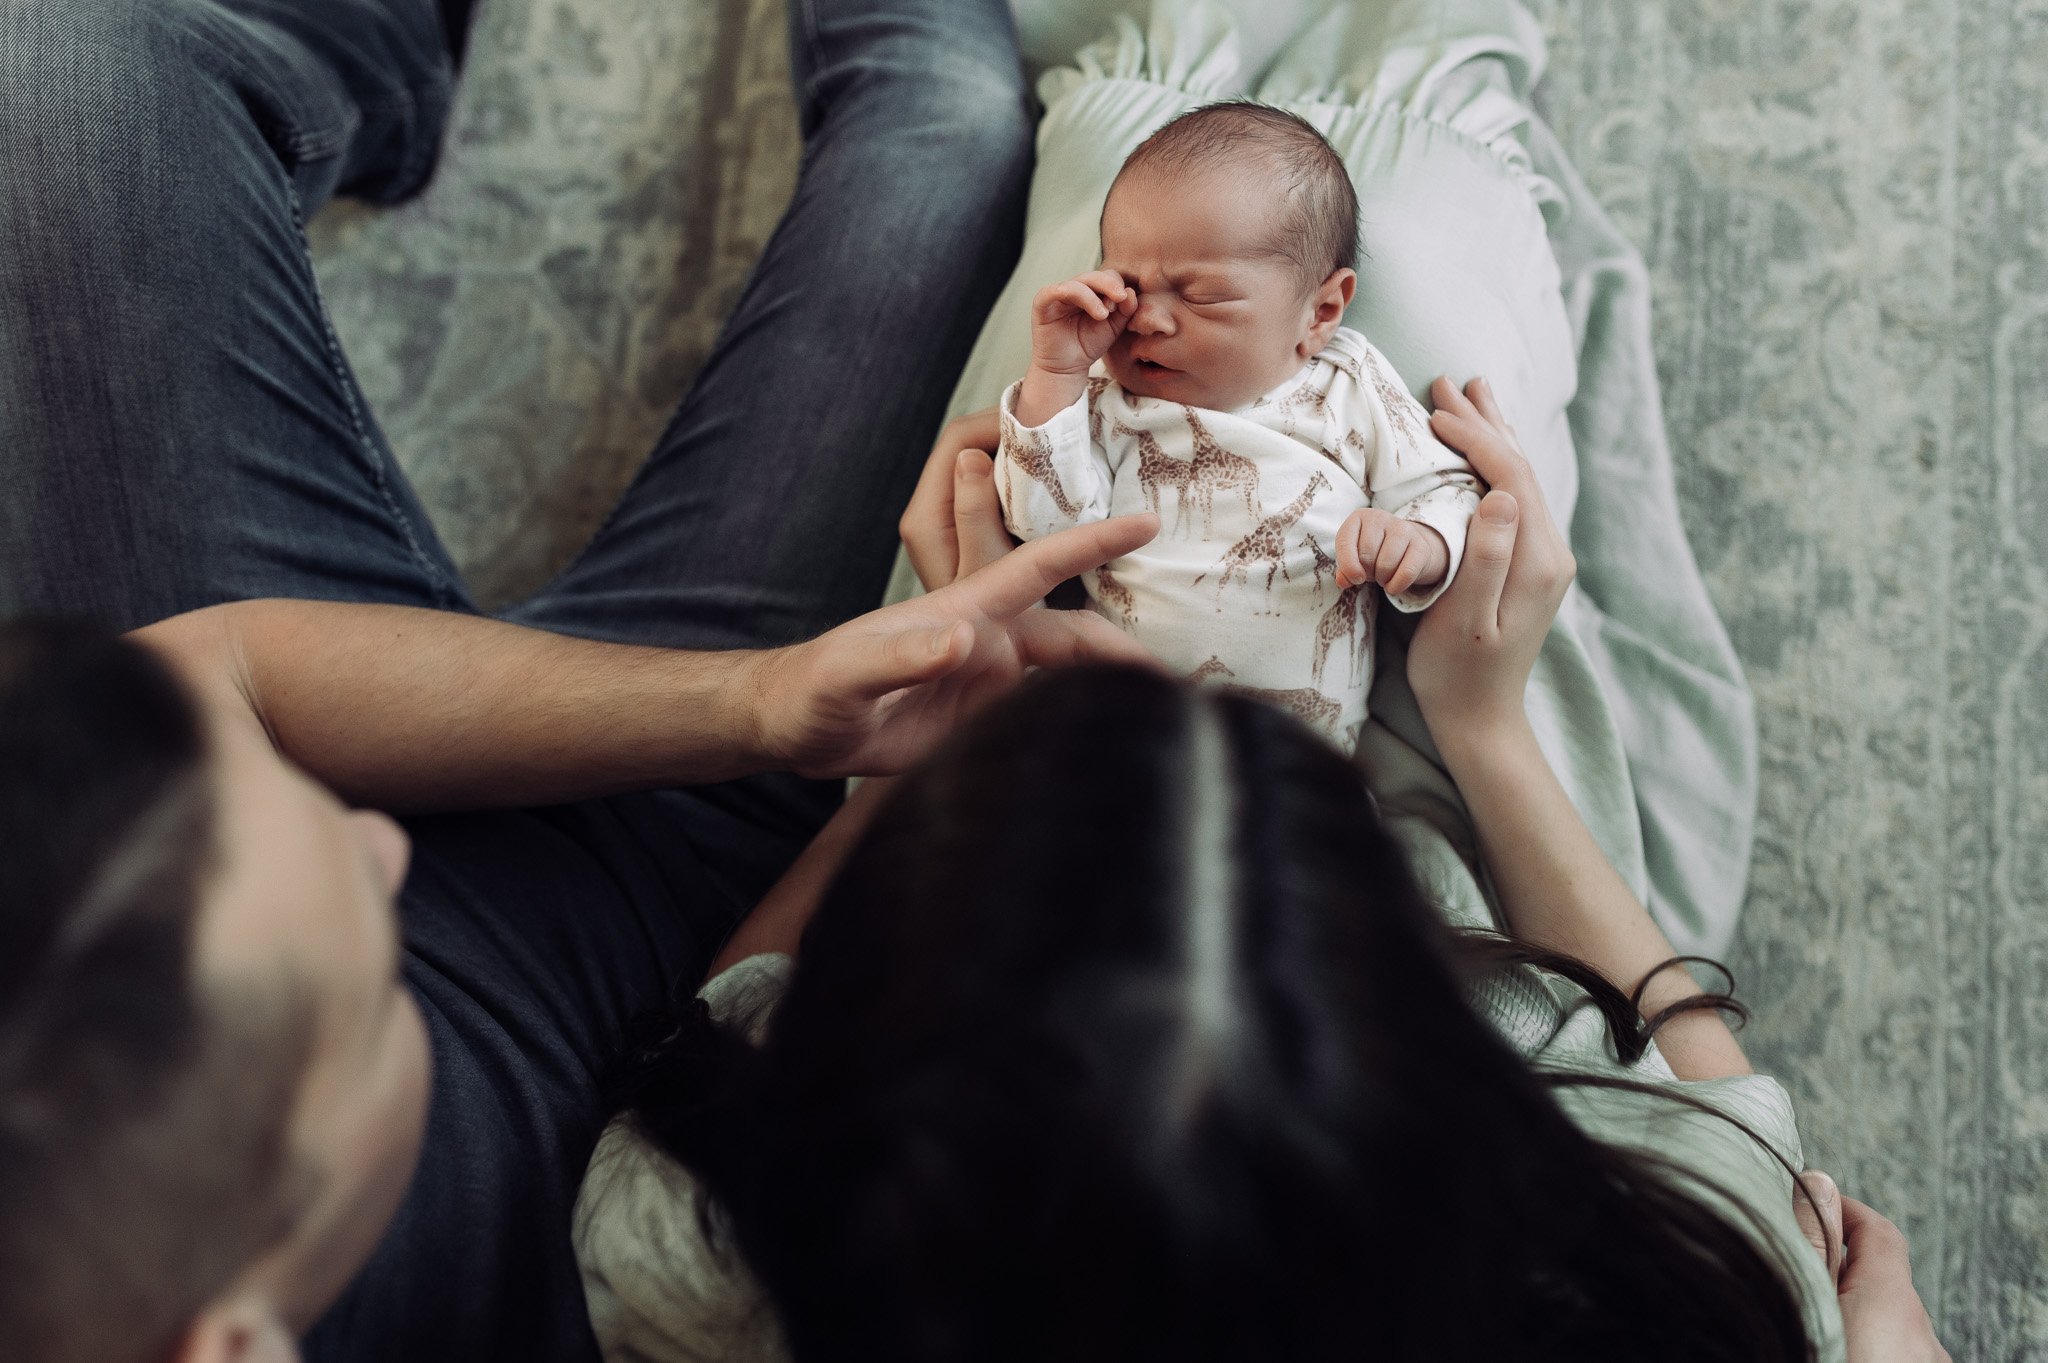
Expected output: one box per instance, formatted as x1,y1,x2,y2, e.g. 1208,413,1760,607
996,328,1480,750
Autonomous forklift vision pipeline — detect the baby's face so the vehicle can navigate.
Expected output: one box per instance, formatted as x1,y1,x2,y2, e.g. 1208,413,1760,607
1098,167,1329,412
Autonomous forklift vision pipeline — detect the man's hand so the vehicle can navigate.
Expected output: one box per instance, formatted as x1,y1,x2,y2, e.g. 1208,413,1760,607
1030,269,1134,377
1336,507,1449,596
751,511,1162,777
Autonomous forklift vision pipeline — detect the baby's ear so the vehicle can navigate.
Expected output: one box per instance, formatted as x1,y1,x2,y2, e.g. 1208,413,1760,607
1303,267,1358,353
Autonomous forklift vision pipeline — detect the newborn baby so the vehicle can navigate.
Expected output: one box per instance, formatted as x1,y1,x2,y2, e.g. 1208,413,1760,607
995,101,1481,750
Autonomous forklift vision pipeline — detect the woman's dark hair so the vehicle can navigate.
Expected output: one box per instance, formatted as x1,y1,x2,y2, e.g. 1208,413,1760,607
0,621,308,1363
630,666,1815,1362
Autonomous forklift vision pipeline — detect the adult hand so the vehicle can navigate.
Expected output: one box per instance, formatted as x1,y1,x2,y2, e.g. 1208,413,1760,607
752,497,1161,778
1405,376,1576,734
1795,1173,1952,1363
900,407,1009,591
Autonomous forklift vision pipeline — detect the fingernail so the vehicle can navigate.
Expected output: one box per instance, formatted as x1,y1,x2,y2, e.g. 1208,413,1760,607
931,625,958,655
1481,494,1519,524
1806,1171,1838,1205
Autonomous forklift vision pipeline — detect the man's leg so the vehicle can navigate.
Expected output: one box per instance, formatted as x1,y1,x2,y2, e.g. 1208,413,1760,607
508,0,1034,655
0,0,471,630
505,0,1036,903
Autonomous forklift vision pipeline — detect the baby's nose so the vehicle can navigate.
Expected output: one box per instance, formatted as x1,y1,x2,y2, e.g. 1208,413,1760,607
1128,294,1175,334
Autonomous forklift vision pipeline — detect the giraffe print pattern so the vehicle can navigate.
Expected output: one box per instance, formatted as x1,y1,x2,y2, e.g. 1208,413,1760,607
1186,658,1347,744
1311,583,1374,688
1182,407,1263,531
1364,349,1428,463
1086,374,1111,446
1195,472,1330,595
1000,418,1082,521
1302,532,1338,597
1094,564,1137,631
1120,418,1194,534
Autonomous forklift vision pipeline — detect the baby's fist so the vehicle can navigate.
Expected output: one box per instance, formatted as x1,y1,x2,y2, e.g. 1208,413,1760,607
1337,509,1449,597
1029,270,1136,377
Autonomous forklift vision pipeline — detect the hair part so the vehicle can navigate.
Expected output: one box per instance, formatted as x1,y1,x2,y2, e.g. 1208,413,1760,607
0,621,314,1363
1107,100,1361,295
626,666,1817,1363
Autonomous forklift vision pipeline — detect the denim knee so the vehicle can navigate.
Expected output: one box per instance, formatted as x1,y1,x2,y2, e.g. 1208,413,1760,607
799,14,1035,187
0,0,221,137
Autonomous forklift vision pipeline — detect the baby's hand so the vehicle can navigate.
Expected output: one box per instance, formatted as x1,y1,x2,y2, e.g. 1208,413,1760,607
1030,270,1137,377
1337,509,1449,597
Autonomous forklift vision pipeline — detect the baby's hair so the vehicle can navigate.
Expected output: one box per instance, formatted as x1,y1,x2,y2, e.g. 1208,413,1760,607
1108,100,1360,294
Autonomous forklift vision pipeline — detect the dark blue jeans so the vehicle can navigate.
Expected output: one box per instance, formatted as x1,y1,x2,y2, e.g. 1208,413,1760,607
0,0,1032,1357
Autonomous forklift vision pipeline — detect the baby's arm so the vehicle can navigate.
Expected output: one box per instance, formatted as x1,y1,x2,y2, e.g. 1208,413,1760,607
994,378,1116,541
995,270,1134,539
1336,352,1482,610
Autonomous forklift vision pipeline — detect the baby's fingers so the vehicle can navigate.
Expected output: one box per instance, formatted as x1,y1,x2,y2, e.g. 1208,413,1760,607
1339,511,1389,588
1074,268,1132,307
1376,528,1419,596
1336,517,1366,587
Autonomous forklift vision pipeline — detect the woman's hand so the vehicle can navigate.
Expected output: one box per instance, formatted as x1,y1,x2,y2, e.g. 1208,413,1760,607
1405,376,1576,736
1794,1173,1952,1363
900,407,1010,591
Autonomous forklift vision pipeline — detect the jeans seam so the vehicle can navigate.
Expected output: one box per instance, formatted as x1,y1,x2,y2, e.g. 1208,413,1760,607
282,180,464,609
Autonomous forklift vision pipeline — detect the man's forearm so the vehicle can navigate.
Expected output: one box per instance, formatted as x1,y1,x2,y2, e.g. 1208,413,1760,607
1433,715,1751,1080
138,600,778,813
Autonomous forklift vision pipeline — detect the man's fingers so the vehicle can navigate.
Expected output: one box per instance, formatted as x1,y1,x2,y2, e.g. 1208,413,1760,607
1014,608,1163,671
952,449,1013,578
947,513,1160,620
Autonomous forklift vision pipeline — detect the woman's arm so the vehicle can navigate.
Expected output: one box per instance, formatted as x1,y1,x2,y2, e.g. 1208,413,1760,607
707,776,897,978
1409,377,1749,1081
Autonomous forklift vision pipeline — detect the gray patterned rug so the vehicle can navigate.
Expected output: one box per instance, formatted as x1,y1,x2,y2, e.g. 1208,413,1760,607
308,1,2048,1356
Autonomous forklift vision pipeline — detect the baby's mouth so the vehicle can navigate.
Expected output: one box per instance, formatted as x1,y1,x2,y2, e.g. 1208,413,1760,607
1132,357,1178,376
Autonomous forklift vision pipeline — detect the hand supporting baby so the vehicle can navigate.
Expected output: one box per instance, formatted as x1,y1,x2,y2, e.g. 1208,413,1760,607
1015,270,1136,427
1336,507,1450,597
